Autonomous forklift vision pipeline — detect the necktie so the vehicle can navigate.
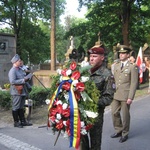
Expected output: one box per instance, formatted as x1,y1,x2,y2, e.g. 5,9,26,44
121,63,124,70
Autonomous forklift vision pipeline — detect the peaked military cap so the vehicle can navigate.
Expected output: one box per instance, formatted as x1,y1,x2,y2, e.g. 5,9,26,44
11,54,20,63
118,45,131,53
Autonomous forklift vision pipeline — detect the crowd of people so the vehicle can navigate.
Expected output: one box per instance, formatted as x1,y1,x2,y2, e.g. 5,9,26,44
8,44,150,150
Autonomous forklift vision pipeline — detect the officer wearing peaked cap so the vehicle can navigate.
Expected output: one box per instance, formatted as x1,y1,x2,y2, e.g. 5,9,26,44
118,45,132,53
110,45,138,143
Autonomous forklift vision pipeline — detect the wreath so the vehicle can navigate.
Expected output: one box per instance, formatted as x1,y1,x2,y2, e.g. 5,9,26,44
45,61,100,149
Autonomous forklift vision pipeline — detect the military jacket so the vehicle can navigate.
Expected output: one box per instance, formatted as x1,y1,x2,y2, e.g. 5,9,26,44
8,66,27,96
90,64,115,108
113,61,138,101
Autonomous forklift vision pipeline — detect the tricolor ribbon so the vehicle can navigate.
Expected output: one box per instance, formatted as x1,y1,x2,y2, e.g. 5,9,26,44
48,76,81,149
69,82,81,149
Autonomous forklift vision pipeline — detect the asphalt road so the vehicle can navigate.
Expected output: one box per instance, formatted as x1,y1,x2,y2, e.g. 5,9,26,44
0,95,150,150
102,94,150,150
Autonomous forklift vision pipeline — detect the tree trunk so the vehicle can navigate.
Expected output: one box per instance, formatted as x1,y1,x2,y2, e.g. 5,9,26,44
50,0,56,71
122,17,129,46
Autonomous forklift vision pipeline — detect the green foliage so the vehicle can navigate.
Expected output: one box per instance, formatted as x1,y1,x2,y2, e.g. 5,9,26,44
48,75,60,97
29,86,50,106
65,0,150,56
3,83,10,89
84,80,100,104
0,0,66,62
0,86,50,109
0,90,11,109
19,19,50,64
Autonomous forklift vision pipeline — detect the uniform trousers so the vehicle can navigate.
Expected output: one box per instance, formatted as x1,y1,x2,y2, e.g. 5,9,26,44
12,95,26,111
81,108,104,150
111,99,130,136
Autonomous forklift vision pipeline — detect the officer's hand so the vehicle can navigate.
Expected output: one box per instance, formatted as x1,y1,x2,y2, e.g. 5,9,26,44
127,99,132,105
24,77,29,82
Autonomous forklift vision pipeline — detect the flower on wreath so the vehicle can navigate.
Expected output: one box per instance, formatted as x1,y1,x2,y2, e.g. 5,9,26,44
46,61,100,149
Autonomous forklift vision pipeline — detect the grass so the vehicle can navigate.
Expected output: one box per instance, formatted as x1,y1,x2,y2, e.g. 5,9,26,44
135,82,149,98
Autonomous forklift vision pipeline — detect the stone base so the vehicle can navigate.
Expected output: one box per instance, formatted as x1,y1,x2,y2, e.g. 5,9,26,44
32,70,57,88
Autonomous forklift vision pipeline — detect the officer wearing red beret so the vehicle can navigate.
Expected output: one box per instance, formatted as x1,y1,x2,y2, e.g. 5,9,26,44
81,46,115,150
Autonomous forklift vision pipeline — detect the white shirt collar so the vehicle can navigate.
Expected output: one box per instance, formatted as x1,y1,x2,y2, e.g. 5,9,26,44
121,60,128,66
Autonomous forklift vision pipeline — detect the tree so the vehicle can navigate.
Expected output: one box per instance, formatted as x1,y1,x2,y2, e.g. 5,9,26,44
19,19,50,64
0,0,66,55
66,0,150,53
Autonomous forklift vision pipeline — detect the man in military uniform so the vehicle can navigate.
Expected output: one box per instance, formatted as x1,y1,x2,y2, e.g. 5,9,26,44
111,45,138,143
8,54,32,128
81,46,115,150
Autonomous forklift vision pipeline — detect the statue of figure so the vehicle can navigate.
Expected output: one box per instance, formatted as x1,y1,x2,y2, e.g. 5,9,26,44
65,36,74,62
113,43,120,60
143,43,149,52
94,32,103,46
70,36,74,49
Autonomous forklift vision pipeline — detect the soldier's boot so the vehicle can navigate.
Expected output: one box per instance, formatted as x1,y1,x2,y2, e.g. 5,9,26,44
18,109,32,126
12,110,23,128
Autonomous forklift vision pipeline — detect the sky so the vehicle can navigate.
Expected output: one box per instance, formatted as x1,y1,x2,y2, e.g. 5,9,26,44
60,0,87,24
0,0,87,28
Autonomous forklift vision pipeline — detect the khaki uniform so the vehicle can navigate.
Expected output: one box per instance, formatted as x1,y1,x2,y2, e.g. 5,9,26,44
111,61,138,136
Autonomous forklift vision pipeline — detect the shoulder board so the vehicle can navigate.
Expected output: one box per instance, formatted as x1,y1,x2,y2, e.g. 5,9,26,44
116,61,120,64
129,62,136,65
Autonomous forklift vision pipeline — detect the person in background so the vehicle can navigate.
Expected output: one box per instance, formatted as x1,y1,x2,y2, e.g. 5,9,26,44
20,60,31,75
81,46,115,150
20,60,32,93
129,56,139,89
80,56,90,67
143,57,149,83
141,59,147,84
129,56,135,63
8,54,32,128
111,59,120,75
111,45,138,143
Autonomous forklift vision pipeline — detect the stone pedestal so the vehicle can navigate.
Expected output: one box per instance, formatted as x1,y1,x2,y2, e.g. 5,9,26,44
65,47,73,62
32,70,57,88
0,33,16,87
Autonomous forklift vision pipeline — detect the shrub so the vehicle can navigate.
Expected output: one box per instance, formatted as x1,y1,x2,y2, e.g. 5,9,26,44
29,86,50,106
0,86,50,109
0,90,11,109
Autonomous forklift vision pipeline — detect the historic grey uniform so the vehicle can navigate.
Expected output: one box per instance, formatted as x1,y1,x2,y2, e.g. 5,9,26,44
8,54,32,127
81,64,115,150
8,66,27,110
111,60,138,137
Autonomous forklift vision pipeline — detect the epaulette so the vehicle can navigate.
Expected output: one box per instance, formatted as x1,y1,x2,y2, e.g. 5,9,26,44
132,63,137,66
116,61,120,64
129,62,136,65
130,63,138,69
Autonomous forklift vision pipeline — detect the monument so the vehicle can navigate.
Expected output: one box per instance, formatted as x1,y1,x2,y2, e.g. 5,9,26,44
91,32,109,67
0,33,16,88
65,36,74,62
142,43,150,60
